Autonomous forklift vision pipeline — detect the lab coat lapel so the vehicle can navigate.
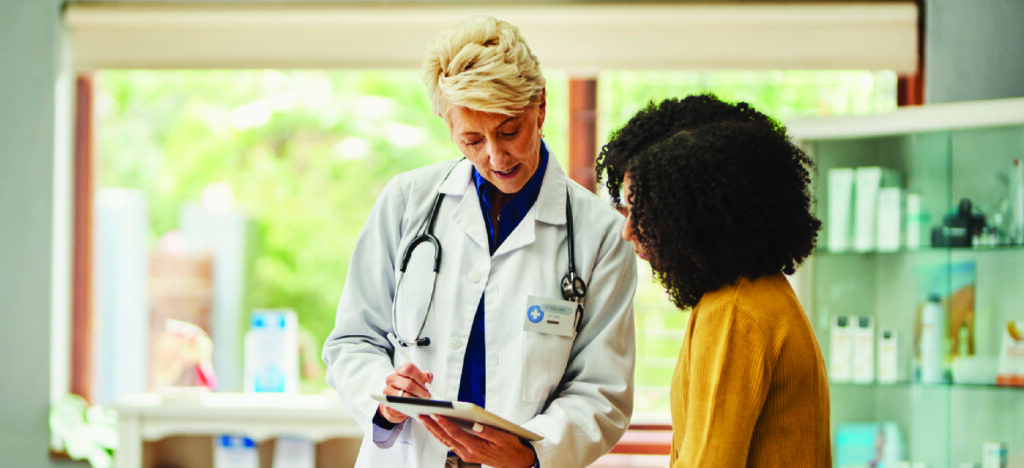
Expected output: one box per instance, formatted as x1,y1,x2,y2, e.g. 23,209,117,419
493,157,569,257
439,159,490,252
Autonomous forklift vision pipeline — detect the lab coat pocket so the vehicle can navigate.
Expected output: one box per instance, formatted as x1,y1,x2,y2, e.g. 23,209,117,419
521,332,573,402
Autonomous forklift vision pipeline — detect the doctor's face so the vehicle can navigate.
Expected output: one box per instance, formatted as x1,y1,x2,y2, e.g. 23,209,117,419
447,100,546,195
620,174,649,261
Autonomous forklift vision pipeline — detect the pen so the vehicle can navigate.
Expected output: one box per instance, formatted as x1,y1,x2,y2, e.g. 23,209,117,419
386,332,432,393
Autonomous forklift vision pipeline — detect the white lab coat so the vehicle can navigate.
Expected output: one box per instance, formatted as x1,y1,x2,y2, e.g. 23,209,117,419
322,155,637,468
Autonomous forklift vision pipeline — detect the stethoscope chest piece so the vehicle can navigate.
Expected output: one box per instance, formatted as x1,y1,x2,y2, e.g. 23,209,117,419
561,272,587,302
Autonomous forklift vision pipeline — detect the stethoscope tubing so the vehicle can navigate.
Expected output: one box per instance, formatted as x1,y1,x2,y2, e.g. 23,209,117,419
391,160,461,347
391,267,437,347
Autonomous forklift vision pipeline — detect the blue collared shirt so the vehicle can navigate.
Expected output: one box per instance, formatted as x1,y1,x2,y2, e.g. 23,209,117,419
471,144,550,255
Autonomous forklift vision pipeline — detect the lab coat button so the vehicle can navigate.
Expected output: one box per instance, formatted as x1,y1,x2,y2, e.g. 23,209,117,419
450,338,463,349
467,271,481,283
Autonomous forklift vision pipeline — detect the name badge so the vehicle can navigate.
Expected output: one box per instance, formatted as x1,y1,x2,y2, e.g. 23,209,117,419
523,295,576,337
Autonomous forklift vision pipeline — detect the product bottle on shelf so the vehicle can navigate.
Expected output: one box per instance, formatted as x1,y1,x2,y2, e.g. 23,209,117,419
244,309,299,393
213,435,258,468
920,294,946,384
1010,158,1024,244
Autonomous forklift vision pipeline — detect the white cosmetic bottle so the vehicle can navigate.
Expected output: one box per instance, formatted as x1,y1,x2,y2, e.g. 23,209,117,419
1010,158,1024,244
920,294,946,383
878,329,899,383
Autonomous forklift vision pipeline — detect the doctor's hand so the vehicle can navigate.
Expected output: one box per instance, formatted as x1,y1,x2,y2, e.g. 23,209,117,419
419,416,537,468
378,362,433,424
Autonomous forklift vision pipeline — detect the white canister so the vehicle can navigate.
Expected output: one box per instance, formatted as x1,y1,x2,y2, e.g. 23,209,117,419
982,441,1007,468
919,295,946,383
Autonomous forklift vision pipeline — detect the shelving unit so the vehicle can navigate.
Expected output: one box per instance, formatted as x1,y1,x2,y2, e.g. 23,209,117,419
112,392,361,468
788,97,1024,468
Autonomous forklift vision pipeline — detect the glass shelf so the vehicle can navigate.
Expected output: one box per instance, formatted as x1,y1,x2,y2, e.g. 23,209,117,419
816,244,1024,256
830,381,1024,392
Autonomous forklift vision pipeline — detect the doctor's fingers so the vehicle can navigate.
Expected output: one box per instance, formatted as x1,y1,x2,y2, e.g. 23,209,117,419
377,403,410,424
464,421,518,446
427,416,519,466
395,362,434,385
418,416,472,455
384,373,431,398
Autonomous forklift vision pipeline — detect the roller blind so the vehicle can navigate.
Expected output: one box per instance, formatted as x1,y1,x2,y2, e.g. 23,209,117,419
65,2,918,72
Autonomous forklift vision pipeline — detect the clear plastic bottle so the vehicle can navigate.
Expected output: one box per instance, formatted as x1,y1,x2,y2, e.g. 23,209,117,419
244,309,298,393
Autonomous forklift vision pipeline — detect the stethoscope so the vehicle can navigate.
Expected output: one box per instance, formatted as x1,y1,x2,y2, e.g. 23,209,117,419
390,159,587,348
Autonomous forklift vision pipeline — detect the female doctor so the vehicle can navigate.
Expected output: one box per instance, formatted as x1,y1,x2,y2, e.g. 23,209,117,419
321,16,637,468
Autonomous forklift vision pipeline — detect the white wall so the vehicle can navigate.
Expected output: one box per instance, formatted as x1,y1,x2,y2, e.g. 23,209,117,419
0,0,81,466
925,0,1024,103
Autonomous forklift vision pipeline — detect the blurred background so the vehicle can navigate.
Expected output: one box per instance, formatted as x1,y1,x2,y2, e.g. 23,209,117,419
4,1,1023,467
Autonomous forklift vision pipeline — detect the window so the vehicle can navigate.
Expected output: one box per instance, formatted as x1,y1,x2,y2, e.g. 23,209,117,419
89,69,570,400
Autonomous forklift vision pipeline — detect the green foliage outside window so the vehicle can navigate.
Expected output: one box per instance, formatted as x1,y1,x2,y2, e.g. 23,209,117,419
97,69,894,413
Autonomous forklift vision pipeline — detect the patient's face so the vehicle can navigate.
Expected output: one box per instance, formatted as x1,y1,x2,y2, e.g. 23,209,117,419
620,174,648,262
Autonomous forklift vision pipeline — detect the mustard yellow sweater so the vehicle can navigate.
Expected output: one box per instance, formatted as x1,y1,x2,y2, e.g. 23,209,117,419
670,273,831,467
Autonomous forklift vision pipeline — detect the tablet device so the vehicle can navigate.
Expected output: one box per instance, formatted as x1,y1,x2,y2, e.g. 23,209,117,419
371,394,543,441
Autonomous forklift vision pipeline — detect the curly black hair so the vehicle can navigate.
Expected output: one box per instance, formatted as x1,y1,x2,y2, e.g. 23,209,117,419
596,94,821,309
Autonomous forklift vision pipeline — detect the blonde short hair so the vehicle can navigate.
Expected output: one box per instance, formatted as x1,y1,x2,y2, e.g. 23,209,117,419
422,16,546,121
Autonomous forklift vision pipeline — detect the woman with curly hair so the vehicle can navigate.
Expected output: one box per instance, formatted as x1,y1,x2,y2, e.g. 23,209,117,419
596,94,831,467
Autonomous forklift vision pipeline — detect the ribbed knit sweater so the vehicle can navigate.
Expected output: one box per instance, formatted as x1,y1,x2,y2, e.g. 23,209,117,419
669,273,831,467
